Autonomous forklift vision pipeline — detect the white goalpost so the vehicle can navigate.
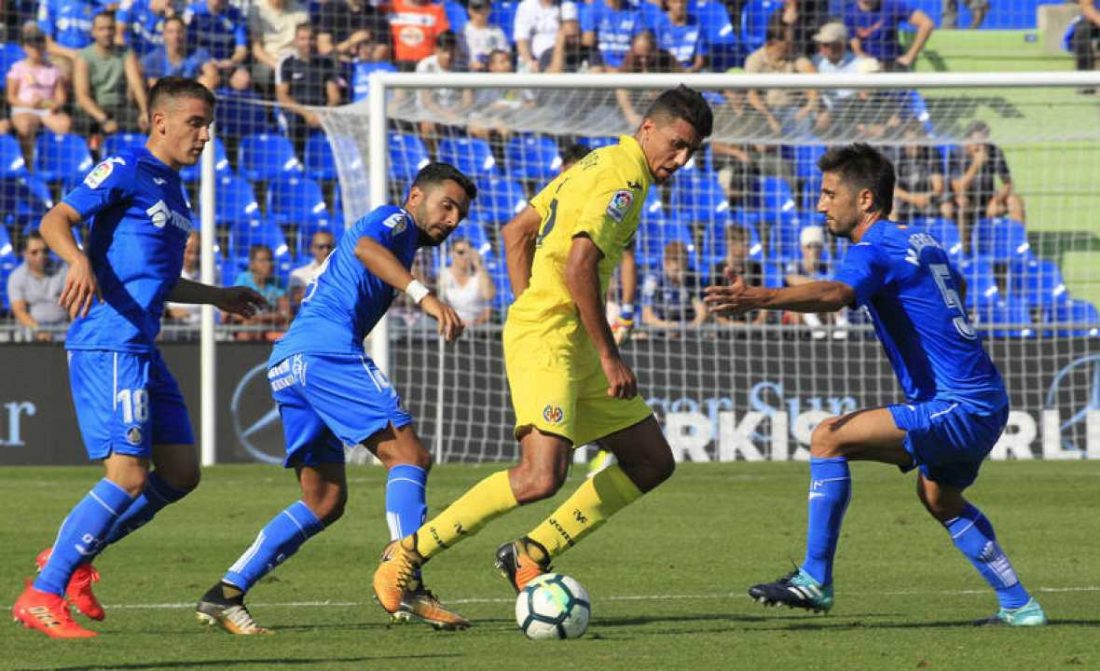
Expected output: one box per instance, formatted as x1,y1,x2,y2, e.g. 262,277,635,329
213,69,1100,465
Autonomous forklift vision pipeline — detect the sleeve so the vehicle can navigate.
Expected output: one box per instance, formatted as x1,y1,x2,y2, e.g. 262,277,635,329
234,12,249,47
141,51,161,78
62,157,137,221
276,55,290,85
7,60,23,86
993,145,1011,180
512,3,530,41
572,173,636,257
579,3,596,33
833,243,885,306
7,268,25,304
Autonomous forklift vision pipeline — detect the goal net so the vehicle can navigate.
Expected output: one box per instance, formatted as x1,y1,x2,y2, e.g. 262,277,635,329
312,72,1100,464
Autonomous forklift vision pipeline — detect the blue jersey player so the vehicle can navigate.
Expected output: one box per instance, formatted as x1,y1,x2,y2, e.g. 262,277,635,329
11,77,267,639
194,163,476,634
705,144,1047,627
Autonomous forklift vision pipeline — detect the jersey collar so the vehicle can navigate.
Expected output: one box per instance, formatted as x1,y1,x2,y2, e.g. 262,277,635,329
616,135,652,189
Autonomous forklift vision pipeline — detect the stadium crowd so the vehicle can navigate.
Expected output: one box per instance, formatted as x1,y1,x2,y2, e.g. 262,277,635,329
0,0,1095,341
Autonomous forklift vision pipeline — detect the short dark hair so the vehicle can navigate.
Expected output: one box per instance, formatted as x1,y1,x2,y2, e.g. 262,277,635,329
164,15,185,30
436,30,457,50
413,162,477,200
149,76,216,114
765,14,788,44
964,120,990,138
643,84,713,139
560,143,591,167
93,9,115,23
23,230,45,250
249,244,273,261
817,143,896,216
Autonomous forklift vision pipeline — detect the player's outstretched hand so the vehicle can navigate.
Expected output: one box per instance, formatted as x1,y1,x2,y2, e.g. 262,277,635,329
420,294,465,343
600,353,637,399
215,286,270,318
60,255,102,319
703,268,764,315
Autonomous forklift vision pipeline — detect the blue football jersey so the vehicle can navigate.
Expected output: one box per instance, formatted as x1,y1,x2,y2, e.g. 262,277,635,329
581,0,647,69
38,0,100,49
271,205,419,362
834,222,1006,411
63,147,194,352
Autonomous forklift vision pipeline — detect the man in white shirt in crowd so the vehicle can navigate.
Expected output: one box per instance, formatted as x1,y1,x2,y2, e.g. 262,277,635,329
810,22,866,115
514,0,578,72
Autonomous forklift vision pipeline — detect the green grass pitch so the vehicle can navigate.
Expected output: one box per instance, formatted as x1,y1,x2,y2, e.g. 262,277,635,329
2,461,1098,670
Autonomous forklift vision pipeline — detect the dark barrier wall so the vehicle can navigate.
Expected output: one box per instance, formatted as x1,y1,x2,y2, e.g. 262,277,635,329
1,334,1098,465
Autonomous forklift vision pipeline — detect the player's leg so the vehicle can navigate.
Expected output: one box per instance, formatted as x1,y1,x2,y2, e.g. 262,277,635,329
750,407,908,613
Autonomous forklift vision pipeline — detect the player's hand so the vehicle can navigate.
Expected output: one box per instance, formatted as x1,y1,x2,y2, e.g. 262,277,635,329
703,269,767,316
102,119,119,135
59,255,102,319
215,286,269,318
420,294,465,343
600,353,637,399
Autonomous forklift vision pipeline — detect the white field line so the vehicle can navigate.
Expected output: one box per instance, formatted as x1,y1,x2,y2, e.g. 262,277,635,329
7,585,1097,611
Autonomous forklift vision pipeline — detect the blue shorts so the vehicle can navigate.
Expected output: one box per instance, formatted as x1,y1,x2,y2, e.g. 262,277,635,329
889,399,1009,489
68,349,195,460
269,352,412,468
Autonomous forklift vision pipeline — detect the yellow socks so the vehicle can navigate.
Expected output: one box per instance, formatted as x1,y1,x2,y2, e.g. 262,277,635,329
526,464,642,559
415,470,519,560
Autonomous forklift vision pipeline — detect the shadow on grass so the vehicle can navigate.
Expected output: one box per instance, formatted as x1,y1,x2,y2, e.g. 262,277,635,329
595,612,770,629
18,653,460,671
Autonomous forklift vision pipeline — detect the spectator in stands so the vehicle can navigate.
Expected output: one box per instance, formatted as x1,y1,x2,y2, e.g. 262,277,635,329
470,49,534,143
581,0,646,71
559,142,589,171
709,225,766,326
891,120,950,224
116,0,175,59
616,30,680,126
844,0,934,71
142,16,219,89
248,0,310,89
215,65,273,162
276,23,341,156
7,231,67,341
313,0,387,62
387,0,450,70
183,0,250,74
7,23,71,165
349,35,396,102
38,0,98,63
228,243,290,340
783,225,847,337
950,120,1026,251
642,240,707,330
288,230,335,311
416,30,472,148
73,11,150,138
1074,0,1100,77
654,0,705,72
779,0,832,58
462,0,509,70
541,14,604,73
943,0,988,29
744,16,818,138
514,0,577,72
441,238,494,326
810,22,863,117
165,231,203,326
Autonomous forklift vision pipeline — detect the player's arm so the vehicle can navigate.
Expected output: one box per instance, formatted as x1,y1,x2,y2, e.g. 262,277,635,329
166,277,268,318
501,205,541,297
39,202,99,318
704,269,854,315
897,9,934,67
354,235,464,342
565,234,636,399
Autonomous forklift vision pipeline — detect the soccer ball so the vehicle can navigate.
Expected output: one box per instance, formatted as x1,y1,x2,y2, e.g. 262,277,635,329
515,573,591,640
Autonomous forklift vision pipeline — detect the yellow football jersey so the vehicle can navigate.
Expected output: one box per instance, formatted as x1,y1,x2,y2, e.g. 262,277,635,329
507,135,652,338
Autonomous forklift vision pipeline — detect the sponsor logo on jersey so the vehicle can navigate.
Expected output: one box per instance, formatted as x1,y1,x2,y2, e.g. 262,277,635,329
146,200,193,232
542,404,564,424
606,190,633,223
125,426,143,445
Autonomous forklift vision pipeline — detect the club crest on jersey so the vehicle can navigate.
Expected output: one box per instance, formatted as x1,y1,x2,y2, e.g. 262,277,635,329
125,426,143,445
542,404,564,424
606,190,633,223
382,212,407,234
84,158,123,189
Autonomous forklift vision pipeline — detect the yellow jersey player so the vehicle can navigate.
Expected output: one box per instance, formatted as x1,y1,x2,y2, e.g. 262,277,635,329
373,85,713,619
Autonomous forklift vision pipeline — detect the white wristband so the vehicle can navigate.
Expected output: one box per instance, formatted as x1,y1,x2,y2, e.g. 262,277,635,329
405,279,430,305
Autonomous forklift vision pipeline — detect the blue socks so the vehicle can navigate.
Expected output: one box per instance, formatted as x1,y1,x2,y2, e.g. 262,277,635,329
944,503,1031,609
104,472,192,546
801,456,852,586
223,501,324,593
35,479,135,596
385,464,427,540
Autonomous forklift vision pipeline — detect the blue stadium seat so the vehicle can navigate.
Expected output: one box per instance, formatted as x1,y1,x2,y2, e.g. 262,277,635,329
451,219,493,257
681,143,714,174
793,144,826,179
700,218,764,269
485,249,514,311
762,260,785,288
213,174,261,228
305,132,338,182
768,221,806,264
438,137,498,179
0,43,25,91
506,134,562,181
635,209,695,271
180,137,231,183
578,136,617,150
0,134,28,177
0,175,54,230
801,172,823,212
472,177,527,226
227,220,294,283
971,218,1030,262
920,217,964,263
34,133,95,185
1045,298,1100,337
1010,258,1067,310
973,295,1033,338
741,0,782,53
671,171,729,225
958,258,1000,309
755,175,798,224
238,133,302,182
0,224,16,311
388,132,430,185
267,175,329,228
489,0,519,42
102,132,146,157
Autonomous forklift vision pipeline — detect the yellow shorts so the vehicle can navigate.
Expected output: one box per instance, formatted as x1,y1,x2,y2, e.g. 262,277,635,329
503,319,652,447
